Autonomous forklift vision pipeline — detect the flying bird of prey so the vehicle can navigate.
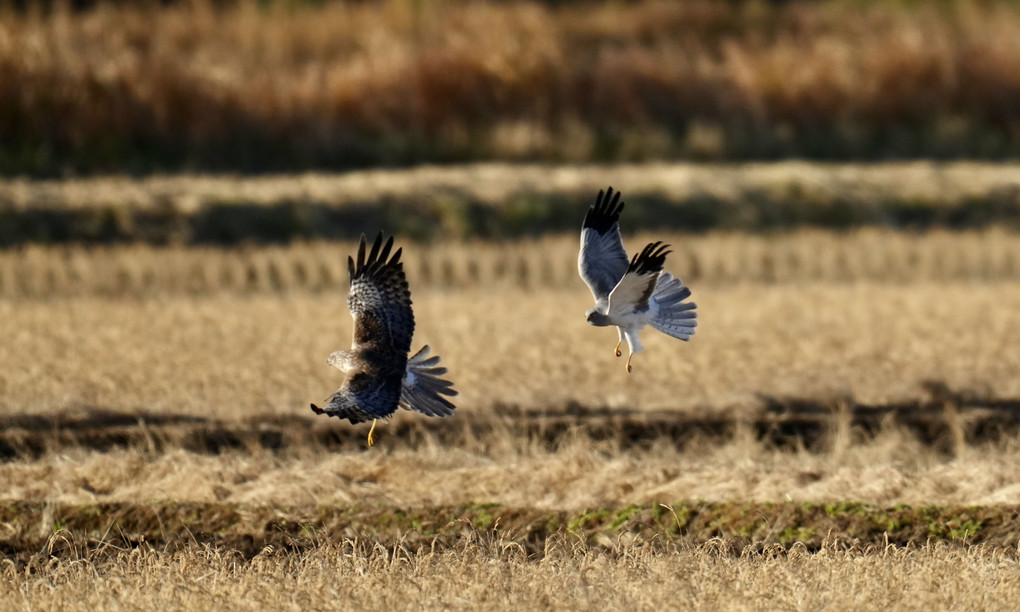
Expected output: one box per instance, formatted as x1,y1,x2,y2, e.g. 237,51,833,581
311,232,457,446
578,187,698,372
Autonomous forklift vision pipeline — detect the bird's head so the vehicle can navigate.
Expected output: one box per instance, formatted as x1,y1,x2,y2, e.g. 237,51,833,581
585,308,610,326
327,350,355,372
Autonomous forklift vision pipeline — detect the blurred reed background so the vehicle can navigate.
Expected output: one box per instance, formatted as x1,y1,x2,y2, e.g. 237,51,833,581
3,0,1020,176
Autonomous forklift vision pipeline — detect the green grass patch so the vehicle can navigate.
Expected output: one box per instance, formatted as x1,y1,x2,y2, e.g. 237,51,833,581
2,500,1018,567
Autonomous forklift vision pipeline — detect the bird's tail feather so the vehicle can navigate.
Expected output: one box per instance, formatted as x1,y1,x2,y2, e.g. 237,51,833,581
400,345,458,417
651,273,698,341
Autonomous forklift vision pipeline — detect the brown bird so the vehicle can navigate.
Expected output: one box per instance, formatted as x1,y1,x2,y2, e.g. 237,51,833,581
311,232,457,446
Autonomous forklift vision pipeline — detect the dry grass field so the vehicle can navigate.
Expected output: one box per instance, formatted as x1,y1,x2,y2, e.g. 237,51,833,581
3,537,1020,611
4,168,1020,607
3,277,1020,420
3,535,1018,611
6,161,1020,211
3,246,1020,608
4,161,1020,244
5,161,1020,247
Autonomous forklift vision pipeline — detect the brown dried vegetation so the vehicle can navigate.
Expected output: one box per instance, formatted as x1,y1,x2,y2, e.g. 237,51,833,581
1,228,1019,298
3,535,1018,611
6,1,1020,173
2,279,1019,419
4,162,1020,245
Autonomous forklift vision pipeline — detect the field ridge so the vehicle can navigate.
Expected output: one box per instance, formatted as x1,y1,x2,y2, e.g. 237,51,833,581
3,500,1018,568
3,163,1020,244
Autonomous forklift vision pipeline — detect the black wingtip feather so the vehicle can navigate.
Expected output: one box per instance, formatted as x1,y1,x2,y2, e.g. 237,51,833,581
349,232,406,282
628,241,672,275
582,186,625,234
310,403,325,415
378,235,394,265
356,234,368,273
367,232,383,266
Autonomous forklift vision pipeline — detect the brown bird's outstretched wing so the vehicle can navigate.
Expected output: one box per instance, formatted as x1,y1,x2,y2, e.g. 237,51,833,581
347,232,414,355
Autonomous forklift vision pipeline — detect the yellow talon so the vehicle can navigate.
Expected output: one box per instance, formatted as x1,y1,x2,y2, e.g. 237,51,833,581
614,340,622,358
626,354,633,373
366,419,378,447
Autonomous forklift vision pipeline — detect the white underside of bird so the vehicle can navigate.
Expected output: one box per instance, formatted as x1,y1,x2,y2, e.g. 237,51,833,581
598,270,697,371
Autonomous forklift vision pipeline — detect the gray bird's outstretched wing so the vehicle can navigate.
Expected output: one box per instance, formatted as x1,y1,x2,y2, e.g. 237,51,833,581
578,187,629,310
607,241,672,317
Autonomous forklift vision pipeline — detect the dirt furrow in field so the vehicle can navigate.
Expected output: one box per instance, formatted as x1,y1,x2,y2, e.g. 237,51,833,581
3,392,1019,460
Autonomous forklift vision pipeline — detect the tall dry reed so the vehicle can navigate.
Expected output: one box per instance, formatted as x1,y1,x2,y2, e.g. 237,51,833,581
4,0,1020,173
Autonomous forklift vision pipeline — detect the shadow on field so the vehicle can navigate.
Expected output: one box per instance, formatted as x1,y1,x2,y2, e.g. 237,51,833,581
3,383,1019,461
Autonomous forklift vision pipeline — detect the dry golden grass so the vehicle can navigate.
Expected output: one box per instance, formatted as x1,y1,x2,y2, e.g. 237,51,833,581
5,161,1020,211
3,537,1019,611
4,425,1020,509
2,280,1019,419
2,228,1019,298
6,1,1020,172
4,161,1020,244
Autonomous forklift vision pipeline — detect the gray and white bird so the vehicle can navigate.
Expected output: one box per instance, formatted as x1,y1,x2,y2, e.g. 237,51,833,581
578,187,698,372
311,232,457,446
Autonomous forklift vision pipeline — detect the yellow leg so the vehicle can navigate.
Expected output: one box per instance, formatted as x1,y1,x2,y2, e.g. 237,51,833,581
626,354,634,373
366,419,378,447
614,340,622,357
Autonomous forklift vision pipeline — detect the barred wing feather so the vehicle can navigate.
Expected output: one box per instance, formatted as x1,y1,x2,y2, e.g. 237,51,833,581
314,368,404,424
399,345,458,417
347,234,414,355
